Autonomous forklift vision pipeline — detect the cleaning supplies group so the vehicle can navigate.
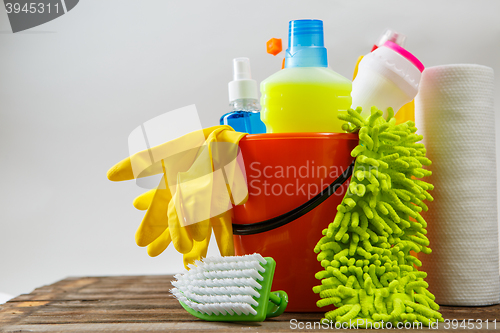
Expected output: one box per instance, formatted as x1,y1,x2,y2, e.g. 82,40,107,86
224,23,423,134
108,18,434,324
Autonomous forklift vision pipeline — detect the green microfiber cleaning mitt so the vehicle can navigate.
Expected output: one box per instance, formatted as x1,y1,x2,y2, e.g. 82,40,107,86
313,106,442,328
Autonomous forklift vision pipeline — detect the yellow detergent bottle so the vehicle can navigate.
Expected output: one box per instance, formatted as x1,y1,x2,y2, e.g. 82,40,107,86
260,19,352,133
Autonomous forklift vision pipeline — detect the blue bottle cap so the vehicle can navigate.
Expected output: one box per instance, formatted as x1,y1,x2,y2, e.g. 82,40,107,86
285,19,328,68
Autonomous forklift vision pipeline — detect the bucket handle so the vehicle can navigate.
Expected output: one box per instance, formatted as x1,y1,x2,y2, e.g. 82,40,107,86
232,159,355,236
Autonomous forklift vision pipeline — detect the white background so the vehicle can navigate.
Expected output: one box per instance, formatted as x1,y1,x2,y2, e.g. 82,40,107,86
0,0,499,298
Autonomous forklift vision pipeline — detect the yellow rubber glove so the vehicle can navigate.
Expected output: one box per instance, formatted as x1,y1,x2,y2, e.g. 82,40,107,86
133,189,155,210
107,125,247,268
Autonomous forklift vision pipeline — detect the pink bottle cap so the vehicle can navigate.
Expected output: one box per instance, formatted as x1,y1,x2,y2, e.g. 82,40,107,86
383,40,424,73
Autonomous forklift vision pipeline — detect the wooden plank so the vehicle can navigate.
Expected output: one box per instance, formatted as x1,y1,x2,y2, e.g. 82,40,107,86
0,321,452,332
7,302,324,326
9,292,174,302
1,275,499,332
4,321,499,332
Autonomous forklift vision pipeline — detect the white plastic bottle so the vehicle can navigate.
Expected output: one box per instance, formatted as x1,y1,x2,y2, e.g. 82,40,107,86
351,41,424,118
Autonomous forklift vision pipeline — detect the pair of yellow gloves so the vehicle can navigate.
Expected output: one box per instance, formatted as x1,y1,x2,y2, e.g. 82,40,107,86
107,125,248,268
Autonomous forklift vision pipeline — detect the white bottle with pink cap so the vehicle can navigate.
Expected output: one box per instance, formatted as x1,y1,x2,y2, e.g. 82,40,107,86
351,40,425,118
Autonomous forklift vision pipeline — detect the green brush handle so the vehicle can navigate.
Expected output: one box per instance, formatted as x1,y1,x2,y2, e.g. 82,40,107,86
266,290,288,318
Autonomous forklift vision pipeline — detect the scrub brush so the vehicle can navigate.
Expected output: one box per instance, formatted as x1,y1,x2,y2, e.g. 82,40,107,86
313,107,442,328
171,253,288,321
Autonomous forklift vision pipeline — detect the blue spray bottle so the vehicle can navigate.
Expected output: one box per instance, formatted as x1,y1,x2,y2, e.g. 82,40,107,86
220,58,266,134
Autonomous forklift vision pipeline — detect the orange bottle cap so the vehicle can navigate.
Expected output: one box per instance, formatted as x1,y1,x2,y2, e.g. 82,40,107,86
266,38,282,56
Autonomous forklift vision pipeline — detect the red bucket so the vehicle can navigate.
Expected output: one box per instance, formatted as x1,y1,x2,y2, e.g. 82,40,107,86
232,132,358,312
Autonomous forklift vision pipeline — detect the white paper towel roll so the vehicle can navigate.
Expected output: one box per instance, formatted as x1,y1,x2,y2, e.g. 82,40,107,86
415,64,500,306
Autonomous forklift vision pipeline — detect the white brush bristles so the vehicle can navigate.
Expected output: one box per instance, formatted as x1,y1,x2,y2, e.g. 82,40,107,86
171,253,266,316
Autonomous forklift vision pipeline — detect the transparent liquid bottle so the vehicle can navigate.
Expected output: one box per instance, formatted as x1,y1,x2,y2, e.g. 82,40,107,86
260,19,352,133
220,58,266,134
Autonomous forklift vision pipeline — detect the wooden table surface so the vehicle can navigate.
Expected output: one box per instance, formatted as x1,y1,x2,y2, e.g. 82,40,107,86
0,275,499,332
